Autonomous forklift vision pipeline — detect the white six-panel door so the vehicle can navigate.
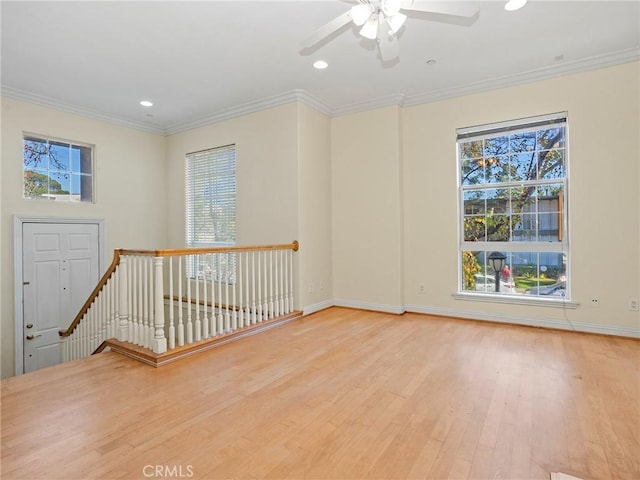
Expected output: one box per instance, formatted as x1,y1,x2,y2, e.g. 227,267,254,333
22,223,100,373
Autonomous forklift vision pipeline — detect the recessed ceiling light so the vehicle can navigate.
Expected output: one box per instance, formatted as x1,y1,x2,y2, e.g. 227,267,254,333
313,60,328,70
426,59,437,66
140,100,153,107
505,0,527,11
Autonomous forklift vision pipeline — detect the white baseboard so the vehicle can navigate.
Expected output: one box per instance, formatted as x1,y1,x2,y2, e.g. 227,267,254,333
331,299,404,315
301,298,640,338
405,303,640,338
302,300,334,315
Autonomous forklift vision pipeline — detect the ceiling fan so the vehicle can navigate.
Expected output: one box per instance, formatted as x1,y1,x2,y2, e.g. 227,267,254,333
300,0,481,62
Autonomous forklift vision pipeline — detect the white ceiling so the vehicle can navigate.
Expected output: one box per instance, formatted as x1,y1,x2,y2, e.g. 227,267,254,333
2,1,639,135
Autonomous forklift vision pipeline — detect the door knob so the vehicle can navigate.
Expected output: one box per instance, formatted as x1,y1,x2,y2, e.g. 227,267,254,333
26,334,42,340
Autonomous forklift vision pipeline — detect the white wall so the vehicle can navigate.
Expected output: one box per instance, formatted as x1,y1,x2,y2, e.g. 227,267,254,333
165,102,334,311
1,97,167,378
331,106,404,313
401,62,639,335
165,103,299,248
297,103,333,313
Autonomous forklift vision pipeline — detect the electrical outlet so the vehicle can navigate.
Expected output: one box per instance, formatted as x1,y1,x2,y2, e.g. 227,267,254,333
590,298,600,307
419,284,425,294
630,299,639,311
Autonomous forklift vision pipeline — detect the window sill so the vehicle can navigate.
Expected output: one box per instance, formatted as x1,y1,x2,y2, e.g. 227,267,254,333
452,292,579,309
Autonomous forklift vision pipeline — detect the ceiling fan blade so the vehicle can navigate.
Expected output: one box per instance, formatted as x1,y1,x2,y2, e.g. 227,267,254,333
300,10,354,49
400,1,480,17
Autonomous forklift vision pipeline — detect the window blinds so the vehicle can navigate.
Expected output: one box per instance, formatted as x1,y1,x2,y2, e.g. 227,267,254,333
456,112,567,141
185,144,236,247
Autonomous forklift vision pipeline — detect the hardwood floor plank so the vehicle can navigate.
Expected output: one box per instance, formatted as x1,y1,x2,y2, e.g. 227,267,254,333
2,307,638,480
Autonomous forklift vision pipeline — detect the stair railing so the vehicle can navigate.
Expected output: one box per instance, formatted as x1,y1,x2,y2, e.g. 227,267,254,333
60,241,299,362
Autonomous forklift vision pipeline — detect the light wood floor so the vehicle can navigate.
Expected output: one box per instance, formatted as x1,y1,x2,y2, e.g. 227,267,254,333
2,307,639,480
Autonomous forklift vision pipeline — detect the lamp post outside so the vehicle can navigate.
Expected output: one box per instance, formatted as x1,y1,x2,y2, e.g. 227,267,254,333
488,251,506,293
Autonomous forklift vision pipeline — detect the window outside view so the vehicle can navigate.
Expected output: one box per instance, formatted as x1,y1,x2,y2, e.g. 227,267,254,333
23,135,93,202
458,114,568,299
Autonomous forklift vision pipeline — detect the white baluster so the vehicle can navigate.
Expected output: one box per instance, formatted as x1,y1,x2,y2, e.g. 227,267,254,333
251,252,257,324
148,258,155,348
186,256,193,344
129,257,136,345
257,251,263,322
84,317,89,357
178,257,184,346
138,257,145,346
289,249,294,312
127,257,133,343
104,278,110,339
237,253,244,328
168,257,175,350
104,280,111,340
224,259,231,333
244,252,251,324
96,300,101,350
202,255,209,340
117,255,129,342
152,256,167,354
269,250,274,319
232,254,237,331
278,250,286,315
211,263,217,336
195,255,201,342
87,306,93,354
142,257,149,348
71,323,77,360
109,273,114,338
275,250,281,317
263,252,269,321
217,255,224,334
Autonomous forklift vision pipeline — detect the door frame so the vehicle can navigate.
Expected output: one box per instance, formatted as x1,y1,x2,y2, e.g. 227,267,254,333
14,215,105,375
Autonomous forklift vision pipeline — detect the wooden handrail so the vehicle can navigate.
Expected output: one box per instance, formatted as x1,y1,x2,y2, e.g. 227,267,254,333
59,250,122,338
59,240,299,338
120,240,299,257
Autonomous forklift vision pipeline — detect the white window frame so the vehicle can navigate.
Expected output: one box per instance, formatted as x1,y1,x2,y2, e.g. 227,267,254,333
455,112,575,307
22,133,95,203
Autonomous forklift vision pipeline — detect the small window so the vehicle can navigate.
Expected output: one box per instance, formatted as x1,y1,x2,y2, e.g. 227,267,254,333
457,113,569,299
23,134,94,202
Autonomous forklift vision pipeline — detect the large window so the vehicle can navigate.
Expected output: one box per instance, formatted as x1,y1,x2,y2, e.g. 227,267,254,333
185,145,236,280
23,134,94,202
457,113,568,299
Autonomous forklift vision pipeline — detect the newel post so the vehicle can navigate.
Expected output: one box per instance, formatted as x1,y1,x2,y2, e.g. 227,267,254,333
153,256,167,354
117,255,129,342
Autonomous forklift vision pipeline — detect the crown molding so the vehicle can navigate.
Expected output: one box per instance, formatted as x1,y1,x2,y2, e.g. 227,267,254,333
165,89,332,135
0,85,166,135
3,48,637,135
403,47,640,108
330,94,406,117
